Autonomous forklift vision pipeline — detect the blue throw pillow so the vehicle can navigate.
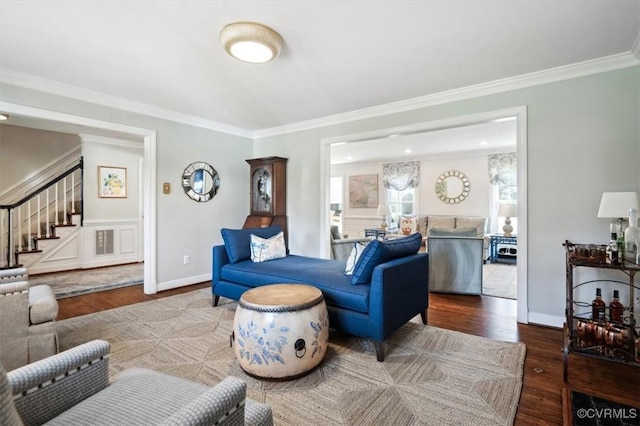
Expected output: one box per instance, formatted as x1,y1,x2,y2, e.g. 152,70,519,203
221,226,282,264
350,233,422,285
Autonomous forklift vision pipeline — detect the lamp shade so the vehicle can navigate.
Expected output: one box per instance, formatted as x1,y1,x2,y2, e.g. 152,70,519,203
597,192,639,218
377,204,390,216
498,202,517,218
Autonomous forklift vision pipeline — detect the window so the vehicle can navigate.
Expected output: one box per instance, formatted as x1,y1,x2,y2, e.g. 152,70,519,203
387,188,416,228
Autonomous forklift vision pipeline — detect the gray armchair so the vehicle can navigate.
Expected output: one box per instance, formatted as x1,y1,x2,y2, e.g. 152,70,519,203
428,236,484,295
330,226,373,262
0,268,59,371
1,340,273,426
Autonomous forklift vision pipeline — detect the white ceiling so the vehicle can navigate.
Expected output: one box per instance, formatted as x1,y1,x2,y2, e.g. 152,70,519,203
331,117,517,165
1,0,639,136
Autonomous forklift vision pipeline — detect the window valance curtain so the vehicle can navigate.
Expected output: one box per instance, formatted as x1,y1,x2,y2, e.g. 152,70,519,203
382,161,420,191
487,153,516,185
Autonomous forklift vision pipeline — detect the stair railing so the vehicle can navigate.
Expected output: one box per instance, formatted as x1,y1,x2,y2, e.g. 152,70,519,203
0,157,83,269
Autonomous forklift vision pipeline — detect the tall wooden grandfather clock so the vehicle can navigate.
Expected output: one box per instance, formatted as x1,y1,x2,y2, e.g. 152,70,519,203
242,157,288,244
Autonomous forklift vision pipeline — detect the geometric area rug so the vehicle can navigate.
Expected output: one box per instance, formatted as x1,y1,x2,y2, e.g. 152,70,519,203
56,288,527,425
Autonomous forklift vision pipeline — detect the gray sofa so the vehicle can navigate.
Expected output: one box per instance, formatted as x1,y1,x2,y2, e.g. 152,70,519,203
390,215,490,261
1,340,273,426
330,226,373,261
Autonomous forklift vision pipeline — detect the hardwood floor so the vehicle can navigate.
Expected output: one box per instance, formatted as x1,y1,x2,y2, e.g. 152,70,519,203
57,284,640,425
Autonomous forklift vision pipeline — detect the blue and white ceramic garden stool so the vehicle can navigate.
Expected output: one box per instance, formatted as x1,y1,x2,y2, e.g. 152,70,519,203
233,283,329,379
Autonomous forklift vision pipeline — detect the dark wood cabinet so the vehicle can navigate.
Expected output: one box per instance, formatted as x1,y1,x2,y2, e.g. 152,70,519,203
243,157,288,244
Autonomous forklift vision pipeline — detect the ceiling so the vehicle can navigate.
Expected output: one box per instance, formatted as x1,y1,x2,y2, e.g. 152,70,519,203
1,0,639,137
331,117,517,165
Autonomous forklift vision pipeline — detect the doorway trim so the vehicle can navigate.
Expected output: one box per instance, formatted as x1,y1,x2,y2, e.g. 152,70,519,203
320,106,528,323
0,101,158,294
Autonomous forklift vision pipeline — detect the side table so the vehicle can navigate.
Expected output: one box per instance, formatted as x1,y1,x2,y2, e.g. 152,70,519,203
490,234,517,264
232,283,329,379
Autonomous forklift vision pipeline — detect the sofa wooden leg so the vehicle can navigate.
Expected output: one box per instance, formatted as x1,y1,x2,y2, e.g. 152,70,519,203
420,309,428,325
213,295,220,307
374,341,385,362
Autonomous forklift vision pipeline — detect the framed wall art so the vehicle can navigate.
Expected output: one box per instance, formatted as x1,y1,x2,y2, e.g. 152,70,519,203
349,174,378,208
98,166,127,198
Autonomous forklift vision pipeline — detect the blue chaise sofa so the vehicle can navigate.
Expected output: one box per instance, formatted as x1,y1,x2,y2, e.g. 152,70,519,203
211,226,429,361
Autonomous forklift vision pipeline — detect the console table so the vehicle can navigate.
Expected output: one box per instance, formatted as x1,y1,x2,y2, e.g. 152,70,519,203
489,234,517,264
364,228,386,239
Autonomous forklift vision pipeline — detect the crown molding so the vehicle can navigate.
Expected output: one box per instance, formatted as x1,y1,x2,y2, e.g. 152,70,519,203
0,69,253,139
254,52,640,139
2,52,638,141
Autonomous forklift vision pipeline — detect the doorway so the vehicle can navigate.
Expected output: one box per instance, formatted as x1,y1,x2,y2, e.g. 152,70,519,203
321,106,528,323
0,101,158,294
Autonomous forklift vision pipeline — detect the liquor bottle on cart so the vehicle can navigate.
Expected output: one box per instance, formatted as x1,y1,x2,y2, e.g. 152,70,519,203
609,290,624,323
591,288,606,321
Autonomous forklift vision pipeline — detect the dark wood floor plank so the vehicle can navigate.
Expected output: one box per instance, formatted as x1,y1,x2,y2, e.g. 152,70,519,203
57,284,640,425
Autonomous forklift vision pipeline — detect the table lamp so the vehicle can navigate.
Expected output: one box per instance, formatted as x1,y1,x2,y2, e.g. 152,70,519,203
597,192,639,240
498,202,517,236
377,204,390,231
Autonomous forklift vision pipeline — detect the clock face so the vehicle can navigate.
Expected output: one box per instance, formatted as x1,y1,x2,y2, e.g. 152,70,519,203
182,162,220,202
252,167,272,212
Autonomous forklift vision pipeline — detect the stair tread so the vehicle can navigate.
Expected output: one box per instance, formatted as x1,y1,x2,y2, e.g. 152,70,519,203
16,249,43,254
34,236,61,240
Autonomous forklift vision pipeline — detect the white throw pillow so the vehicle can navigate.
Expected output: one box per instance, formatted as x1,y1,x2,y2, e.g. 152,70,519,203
344,241,369,275
399,216,418,235
250,232,287,263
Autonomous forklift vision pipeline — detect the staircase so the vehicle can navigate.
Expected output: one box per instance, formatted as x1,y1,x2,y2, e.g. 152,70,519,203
0,157,83,270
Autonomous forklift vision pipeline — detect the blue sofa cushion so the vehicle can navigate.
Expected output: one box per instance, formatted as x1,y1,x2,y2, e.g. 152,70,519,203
221,226,282,264
350,233,422,285
221,255,371,314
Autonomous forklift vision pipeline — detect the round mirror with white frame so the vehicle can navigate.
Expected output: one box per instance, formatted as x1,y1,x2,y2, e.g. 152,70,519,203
435,170,470,204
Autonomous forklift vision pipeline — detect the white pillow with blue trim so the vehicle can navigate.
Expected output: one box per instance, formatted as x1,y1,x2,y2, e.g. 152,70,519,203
250,231,287,263
344,241,369,275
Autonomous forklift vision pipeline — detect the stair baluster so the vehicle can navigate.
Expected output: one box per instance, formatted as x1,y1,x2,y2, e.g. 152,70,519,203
0,157,83,269
46,189,50,238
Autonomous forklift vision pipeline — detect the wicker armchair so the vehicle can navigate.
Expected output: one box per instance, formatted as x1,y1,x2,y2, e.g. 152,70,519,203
0,268,59,370
0,340,273,426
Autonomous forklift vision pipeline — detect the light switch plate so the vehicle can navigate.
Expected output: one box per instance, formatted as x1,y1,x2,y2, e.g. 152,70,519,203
163,182,170,194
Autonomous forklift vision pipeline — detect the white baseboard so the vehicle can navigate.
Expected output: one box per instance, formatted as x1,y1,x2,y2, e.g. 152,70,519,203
527,312,564,328
81,256,139,270
156,273,211,292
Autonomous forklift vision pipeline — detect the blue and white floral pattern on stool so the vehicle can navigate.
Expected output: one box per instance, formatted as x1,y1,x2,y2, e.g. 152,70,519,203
236,320,289,366
233,284,329,379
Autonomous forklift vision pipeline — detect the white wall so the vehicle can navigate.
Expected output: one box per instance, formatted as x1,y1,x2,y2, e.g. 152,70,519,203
419,154,491,217
81,137,142,220
254,67,640,326
332,152,496,237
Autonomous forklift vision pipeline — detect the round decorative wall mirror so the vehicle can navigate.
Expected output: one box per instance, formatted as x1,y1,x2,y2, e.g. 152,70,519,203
435,170,470,204
182,162,220,202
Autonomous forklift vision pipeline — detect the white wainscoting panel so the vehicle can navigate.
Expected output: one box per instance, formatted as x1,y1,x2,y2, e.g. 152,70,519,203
81,219,139,269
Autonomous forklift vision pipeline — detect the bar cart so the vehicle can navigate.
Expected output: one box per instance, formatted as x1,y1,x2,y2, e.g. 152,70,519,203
563,241,639,381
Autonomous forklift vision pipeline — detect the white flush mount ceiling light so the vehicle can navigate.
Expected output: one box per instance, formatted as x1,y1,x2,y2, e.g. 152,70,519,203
0,113,8,120
220,22,283,63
